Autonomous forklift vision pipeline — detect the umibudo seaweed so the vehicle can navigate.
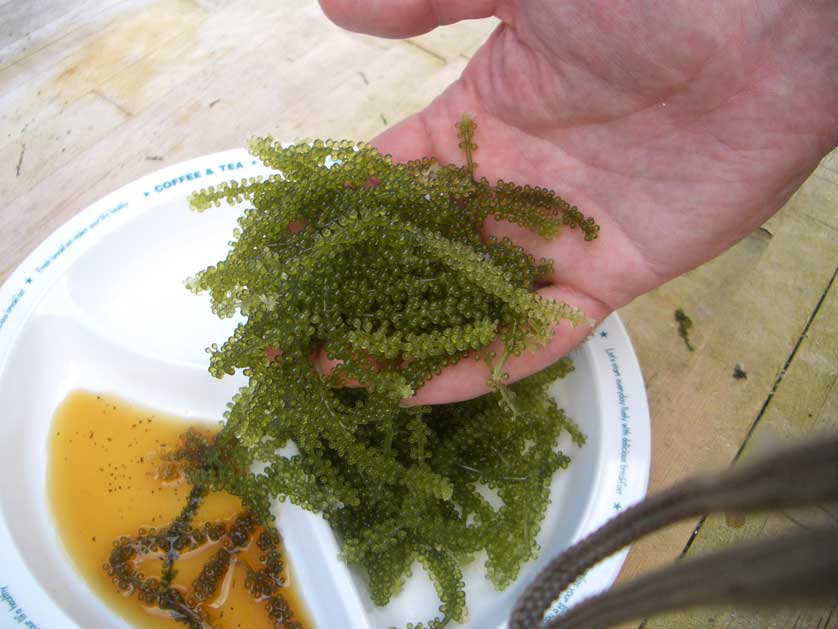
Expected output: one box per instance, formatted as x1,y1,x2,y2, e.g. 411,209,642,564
112,116,599,628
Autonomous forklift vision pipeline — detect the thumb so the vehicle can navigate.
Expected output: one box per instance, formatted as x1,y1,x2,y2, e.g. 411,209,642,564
319,0,497,38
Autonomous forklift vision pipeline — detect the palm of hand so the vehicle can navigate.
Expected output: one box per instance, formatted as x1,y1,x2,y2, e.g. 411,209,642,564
322,0,836,403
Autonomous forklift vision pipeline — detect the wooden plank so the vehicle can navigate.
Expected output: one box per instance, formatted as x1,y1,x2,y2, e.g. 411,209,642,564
0,2,154,100
0,0,150,70
95,1,292,115
614,164,838,593
0,0,79,50
643,268,838,628
0,91,129,203
0,0,208,204
821,147,838,175
0,0,207,129
816,149,838,192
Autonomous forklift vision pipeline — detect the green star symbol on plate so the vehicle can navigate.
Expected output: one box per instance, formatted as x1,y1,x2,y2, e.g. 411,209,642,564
599,330,608,338
613,502,622,511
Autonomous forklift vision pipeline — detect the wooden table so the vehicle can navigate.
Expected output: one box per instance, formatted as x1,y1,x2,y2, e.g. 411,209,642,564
2,3,836,627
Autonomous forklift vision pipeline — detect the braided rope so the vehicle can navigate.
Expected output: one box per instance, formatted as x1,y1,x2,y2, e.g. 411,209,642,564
508,435,838,629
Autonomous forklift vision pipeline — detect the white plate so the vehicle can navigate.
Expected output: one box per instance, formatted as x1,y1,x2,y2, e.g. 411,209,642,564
0,150,651,629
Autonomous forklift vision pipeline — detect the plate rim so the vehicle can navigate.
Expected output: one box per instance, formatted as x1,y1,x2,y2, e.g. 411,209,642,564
0,150,651,629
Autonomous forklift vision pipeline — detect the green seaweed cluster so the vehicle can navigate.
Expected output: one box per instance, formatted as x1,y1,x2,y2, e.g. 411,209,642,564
674,308,695,352
176,117,596,627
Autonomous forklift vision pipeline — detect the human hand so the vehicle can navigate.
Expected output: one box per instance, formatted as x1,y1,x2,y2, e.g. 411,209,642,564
319,0,838,404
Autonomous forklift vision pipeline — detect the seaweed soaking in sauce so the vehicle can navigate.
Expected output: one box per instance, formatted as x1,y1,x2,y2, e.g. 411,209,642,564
48,390,310,628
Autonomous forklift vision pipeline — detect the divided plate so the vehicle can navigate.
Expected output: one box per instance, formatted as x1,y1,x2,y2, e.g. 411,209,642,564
0,150,650,628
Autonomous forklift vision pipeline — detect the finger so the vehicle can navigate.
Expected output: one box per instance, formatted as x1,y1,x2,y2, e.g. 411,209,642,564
405,286,612,405
310,284,609,405
319,0,497,38
313,351,366,389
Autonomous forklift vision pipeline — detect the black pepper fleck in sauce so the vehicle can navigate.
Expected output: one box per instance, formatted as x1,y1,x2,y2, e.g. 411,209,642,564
48,390,312,628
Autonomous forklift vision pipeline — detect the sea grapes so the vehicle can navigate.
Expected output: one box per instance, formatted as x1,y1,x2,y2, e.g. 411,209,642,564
107,500,301,629
179,116,597,627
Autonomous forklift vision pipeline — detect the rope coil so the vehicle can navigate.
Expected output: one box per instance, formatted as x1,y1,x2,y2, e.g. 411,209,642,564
509,435,838,628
